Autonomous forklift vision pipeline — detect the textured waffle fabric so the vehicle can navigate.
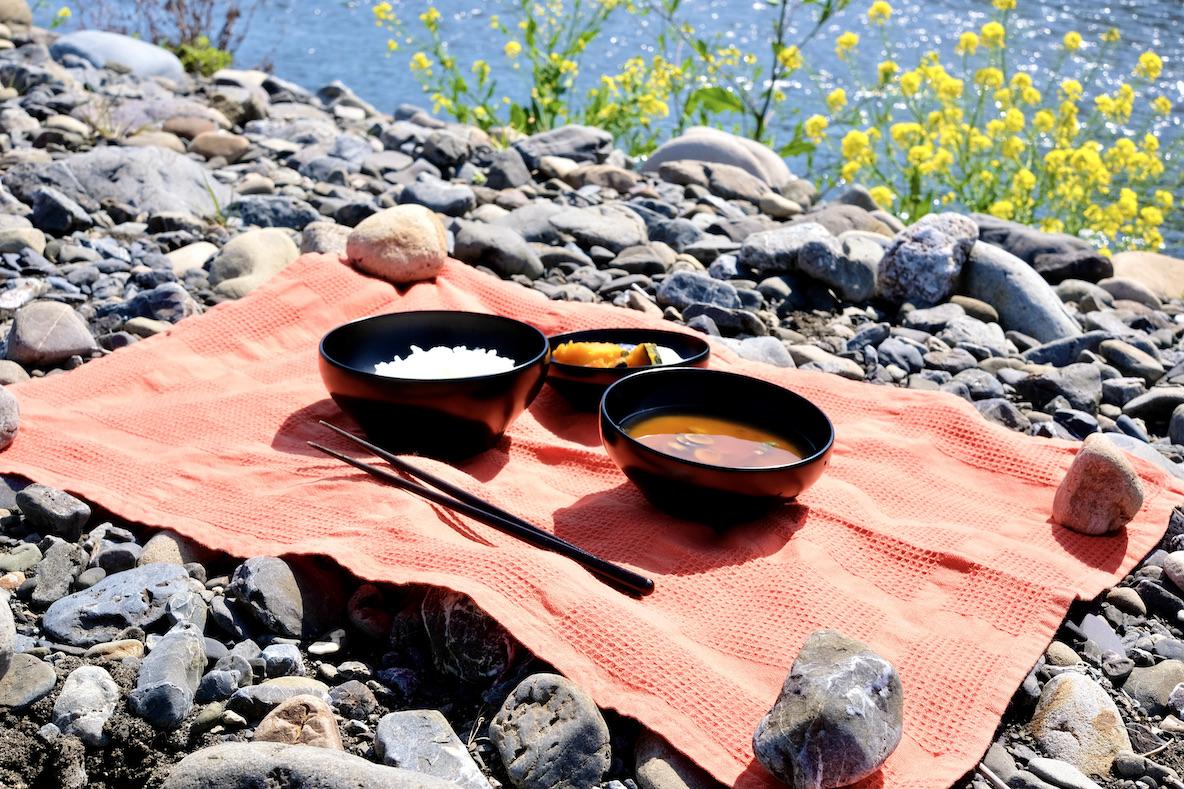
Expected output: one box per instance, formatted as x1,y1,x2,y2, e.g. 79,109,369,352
1,254,1179,788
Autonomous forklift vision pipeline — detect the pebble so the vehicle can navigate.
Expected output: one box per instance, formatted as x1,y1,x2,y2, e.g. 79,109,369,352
490,673,611,789
15,484,90,538
129,627,206,728
1030,672,1132,775
374,710,490,788
753,629,903,789
1124,660,1184,716
1052,434,1145,535
0,653,57,709
346,205,446,284
53,665,120,747
253,693,343,750
0,589,12,677
227,676,331,718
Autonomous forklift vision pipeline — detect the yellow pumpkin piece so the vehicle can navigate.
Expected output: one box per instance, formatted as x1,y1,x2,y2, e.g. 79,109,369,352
623,342,661,367
553,341,628,368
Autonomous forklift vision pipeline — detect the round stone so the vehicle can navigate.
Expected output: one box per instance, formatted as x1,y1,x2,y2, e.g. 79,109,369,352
346,204,447,285
1052,434,1145,535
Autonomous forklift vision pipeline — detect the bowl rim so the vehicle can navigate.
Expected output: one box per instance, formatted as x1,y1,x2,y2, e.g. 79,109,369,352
319,309,551,384
600,367,836,474
547,328,711,373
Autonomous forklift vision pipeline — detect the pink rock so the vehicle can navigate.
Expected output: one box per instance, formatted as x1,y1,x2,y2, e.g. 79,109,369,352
1052,434,1144,535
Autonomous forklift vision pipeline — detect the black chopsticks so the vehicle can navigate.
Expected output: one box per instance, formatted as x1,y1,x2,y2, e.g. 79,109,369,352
309,421,654,597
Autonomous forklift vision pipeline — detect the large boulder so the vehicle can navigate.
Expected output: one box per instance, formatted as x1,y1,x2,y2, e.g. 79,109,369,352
961,241,1082,343
973,214,1096,265
161,742,456,789
4,146,231,219
51,31,186,82
876,213,978,307
642,127,794,190
1111,251,1184,301
0,0,31,27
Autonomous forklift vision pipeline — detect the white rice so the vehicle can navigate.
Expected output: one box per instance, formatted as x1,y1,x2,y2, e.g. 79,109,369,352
373,345,516,379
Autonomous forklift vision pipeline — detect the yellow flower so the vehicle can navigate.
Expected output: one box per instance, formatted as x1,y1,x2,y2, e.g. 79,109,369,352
1033,109,1055,131
1041,218,1065,233
419,7,441,26
890,122,924,148
989,200,1015,220
804,114,829,142
869,186,895,207
841,129,871,160
1153,95,1172,114
1101,27,1120,43
489,14,500,28
937,77,964,101
1063,31,1082,51
373,1,394,22
777,45,803,72
1002,136,1026,159
1155,190,1173,208
835,31,859,59
1020,86,1041,105
868,1,892,24
1135,51,1164,80
827,88,847,112
841,161,862,181
1141,206,1165,226
409,51,432,72
1004,107,1025,132
900,70,922,97
504,40,522,58
992,0,1015,8
386,38,399,52
981,21,1005,48
1013,168,1036,193
1060,79,1083,101
974,67,1004,88
55,6,71,19
472,59,491,82
955,31,979,55
877,60,899,85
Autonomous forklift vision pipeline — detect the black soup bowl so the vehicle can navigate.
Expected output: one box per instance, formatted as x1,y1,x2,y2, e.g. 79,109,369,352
547,328,711,409
319,311,550,460
600,367,835,523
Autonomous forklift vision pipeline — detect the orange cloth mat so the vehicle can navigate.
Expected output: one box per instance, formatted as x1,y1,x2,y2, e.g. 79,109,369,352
2,254,1180,788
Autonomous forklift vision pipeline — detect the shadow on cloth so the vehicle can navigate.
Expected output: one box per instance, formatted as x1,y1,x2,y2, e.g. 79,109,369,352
550,485,807,575
1048,518,1129,573
530,387,603,447
270,399,514,483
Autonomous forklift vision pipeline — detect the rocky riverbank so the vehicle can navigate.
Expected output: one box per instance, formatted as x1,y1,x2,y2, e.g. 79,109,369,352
0,6,1183,789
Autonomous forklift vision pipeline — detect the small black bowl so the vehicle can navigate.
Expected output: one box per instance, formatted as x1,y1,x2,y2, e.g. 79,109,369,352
546,328,711,409
600,368,835,523
319,311,550,460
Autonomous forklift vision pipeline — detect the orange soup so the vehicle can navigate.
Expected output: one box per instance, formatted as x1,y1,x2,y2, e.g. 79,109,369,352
624,412,805,468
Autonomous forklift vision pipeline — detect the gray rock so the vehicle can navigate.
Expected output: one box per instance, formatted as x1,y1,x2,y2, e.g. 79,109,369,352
0,589,12,678
938,316,1009,357
974,214,1096,265
161,741,456,789
876,213,978,306
0,542,41,573
490,673,610,789
656,271,741,311
228,195,320,230
1026,758,1102,789
1098,277,1162,309
549,205,646,252
1108,434,1184,480
16,483,91,537
42,563,200,647
0,653,56,710
641,127,793,189
51,30,185,80
228,556,344,640
485,148,532,189
5,146,231,219
799,204,892,237
1023,332,1109,366
753,629,902,789
1123,387,1184,429
1014,364,1102,413
962,241,1082,343
452,220,543,279
31,539,84,609
5,302,97,368
261,643,303,677
1030,672,1131,775
1125,660,1184,717
513,125,612,169
0,387,18,453
719,336,795,367
1034,249,1113,285
374,710,490,789
1171,404,1184,446
1099,340,1163,383
53,665,120,747
421,589,515,684
227,677,331,718
130,628,206,728
301,221,351,255
29,186,93,235
903,303,965,333
328,680,378,719
399,174,475,217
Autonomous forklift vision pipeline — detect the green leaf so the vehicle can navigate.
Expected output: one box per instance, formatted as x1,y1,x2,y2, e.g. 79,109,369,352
687,86,744,115
778,139,816,157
